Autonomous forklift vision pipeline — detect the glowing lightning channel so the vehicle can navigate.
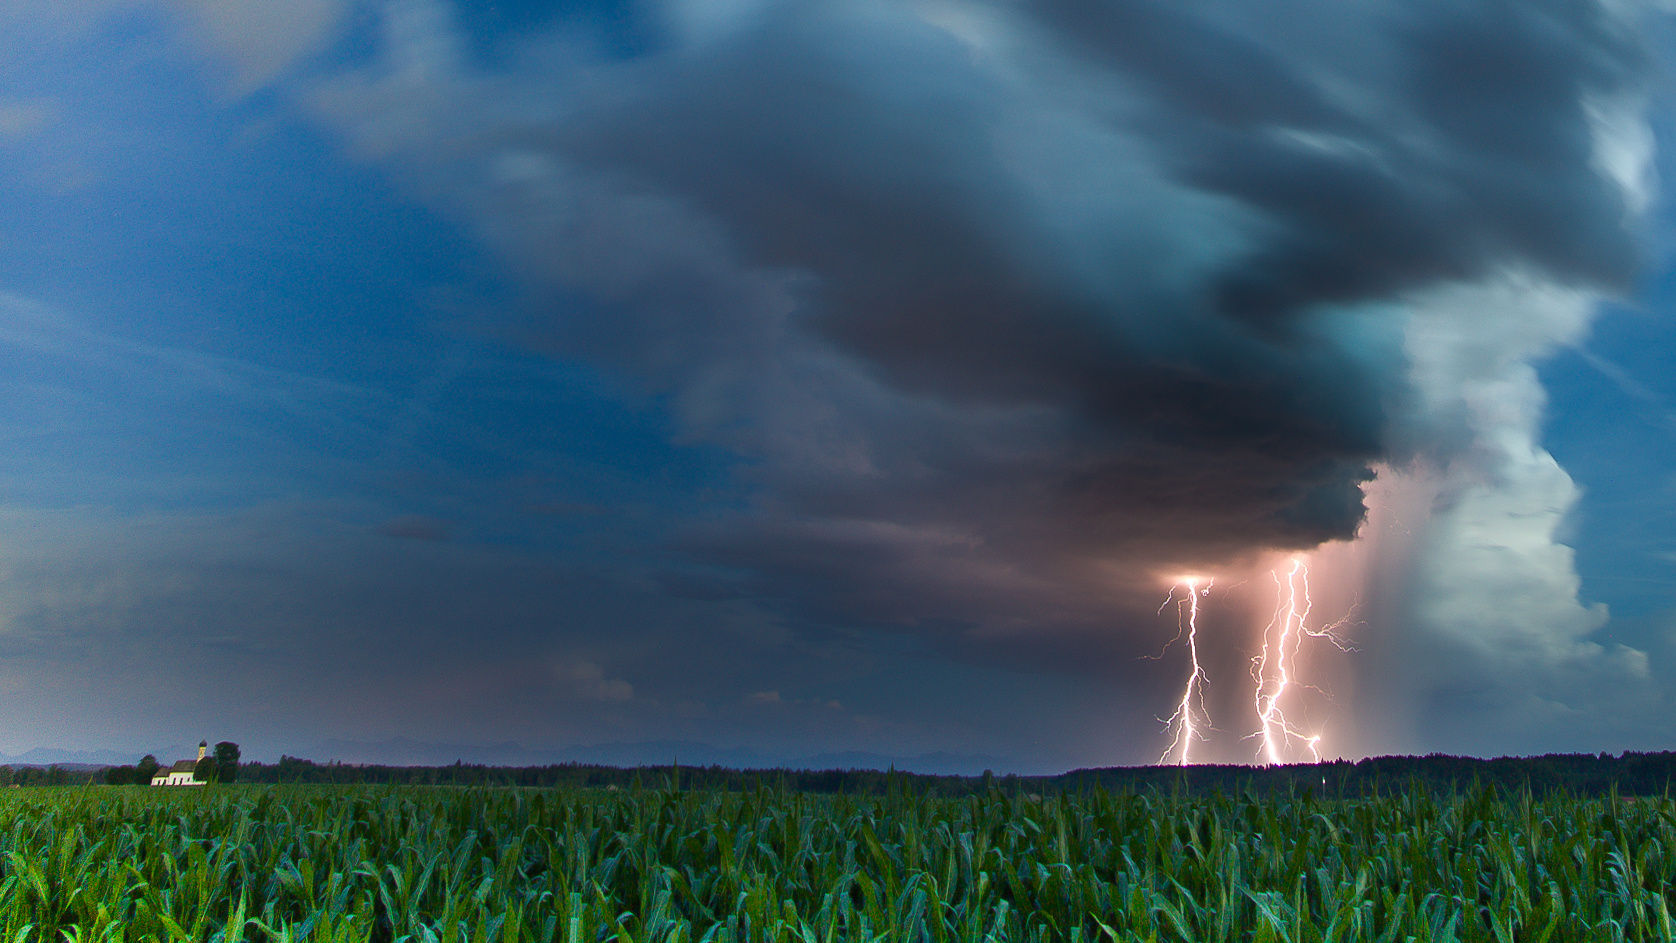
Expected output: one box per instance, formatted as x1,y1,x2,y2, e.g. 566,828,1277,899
1251,558,1351,765
1158,577,1212,766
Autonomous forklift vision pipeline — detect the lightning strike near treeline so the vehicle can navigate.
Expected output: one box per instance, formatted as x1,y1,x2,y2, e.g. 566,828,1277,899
1250,558,1354,765
1252,559,1319,764
1155,559,1354,766
1158,577,1212,766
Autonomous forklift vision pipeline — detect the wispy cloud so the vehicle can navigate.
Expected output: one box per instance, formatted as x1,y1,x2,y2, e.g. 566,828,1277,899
1574,344,1676,431
0,292,382,428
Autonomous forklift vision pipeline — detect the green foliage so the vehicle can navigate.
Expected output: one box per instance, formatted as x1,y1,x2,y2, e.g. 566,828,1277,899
135,756,160,788
0,784,1668,941
231,752,1676,797
193,758,217,783
214,743,241,784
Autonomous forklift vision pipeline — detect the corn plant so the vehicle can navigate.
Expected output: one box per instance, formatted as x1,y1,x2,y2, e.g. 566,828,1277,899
0,782,1667,942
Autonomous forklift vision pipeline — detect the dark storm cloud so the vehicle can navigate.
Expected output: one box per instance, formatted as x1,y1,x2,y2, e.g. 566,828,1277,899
321,0,1650,661
1037,0,1644,317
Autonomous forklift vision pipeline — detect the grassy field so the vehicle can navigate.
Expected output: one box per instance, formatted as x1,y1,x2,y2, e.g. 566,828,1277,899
0,782,1668,942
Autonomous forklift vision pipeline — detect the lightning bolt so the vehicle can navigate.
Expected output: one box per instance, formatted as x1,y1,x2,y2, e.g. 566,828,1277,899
1158,577,1212,766
1251,558,1352,764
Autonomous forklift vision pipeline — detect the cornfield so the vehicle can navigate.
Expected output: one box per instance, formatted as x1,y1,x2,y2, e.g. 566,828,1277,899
0,782,1668,942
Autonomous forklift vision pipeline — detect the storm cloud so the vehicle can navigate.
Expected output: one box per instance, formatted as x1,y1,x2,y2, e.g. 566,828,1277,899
308,0,1652,651
0,0,1662,765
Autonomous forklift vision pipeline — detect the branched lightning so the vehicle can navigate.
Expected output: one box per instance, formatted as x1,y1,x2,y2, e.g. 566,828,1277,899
1158,577,1212,766
1250,558,1353,765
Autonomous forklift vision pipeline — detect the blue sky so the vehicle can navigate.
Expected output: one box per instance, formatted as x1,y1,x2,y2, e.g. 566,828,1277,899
0,0,1672,771
1545,311,1676,628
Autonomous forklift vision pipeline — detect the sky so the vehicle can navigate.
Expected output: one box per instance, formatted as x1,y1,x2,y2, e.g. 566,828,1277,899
1,0,1675,773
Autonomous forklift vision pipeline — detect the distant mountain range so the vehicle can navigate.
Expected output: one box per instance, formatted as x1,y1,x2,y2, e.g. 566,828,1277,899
0,746,155,769
0,739,1047,776
304,738,1036,776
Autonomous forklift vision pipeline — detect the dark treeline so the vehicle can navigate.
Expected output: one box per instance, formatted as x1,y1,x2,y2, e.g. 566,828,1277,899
236,757,967,793
0,766,102,786
1055,751,1676,797
226,750,1676,797
0,750,1664,795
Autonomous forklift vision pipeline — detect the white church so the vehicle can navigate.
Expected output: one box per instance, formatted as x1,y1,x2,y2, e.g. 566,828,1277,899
151,741,210,787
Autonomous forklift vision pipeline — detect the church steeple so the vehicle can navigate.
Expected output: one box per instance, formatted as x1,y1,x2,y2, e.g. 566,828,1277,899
196,740,207,761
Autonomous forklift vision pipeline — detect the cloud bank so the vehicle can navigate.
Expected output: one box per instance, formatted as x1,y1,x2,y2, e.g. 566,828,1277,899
4,0,1665,762
298,0,1659,757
